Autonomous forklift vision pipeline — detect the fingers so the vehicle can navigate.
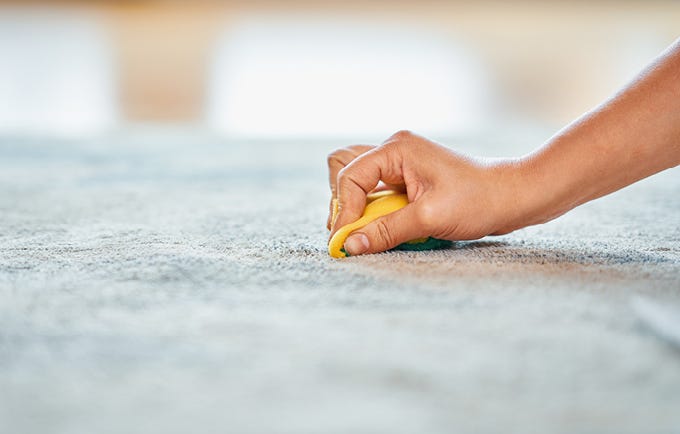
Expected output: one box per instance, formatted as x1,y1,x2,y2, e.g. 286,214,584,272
327,182,404,230
326,145,375,230
331,145,404,238
343,204,426,255
327,145,375,197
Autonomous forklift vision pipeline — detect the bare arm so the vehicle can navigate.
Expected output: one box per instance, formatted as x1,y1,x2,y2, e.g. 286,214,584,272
328,39,680,256
501,38,680,232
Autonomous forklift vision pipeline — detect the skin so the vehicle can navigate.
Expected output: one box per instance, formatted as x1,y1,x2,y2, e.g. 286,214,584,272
327,38,680,256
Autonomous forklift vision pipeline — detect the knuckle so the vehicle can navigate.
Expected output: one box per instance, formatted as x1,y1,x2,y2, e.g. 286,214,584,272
347,144,371,154
326,149,343,165
379,140,404,162
337,164,363,187
373,218,395,249
390,129,415,141
328,145,369,170
337,165,350,183
335,171,356,202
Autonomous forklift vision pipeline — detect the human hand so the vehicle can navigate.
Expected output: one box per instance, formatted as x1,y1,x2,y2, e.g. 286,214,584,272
327,130,520,256
328,40,680,257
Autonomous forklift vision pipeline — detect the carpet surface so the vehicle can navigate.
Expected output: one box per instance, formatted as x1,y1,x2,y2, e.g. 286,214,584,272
1,130,679,434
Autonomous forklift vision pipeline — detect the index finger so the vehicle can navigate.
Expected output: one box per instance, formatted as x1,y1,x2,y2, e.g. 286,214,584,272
330,144,404,238
326,145,375,230
327,145,375,197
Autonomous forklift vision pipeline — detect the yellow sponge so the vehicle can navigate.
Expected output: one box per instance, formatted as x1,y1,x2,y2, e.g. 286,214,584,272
328,191,448,258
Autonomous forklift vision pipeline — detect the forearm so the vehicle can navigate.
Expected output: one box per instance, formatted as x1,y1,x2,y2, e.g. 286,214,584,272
502,38,680,231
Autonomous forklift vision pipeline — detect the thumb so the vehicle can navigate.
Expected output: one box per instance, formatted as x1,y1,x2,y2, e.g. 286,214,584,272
343,204,425,256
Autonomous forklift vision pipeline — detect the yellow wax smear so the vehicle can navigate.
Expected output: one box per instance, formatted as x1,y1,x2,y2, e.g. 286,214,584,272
328,191,409,258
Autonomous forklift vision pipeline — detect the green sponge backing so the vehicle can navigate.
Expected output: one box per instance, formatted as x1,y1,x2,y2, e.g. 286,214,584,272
340,237,452,256
392,237,453,251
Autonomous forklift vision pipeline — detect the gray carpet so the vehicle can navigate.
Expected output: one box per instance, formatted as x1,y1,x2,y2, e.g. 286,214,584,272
1,129,679,434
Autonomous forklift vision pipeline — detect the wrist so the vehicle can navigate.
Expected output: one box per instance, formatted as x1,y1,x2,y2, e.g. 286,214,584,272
486,156,570,235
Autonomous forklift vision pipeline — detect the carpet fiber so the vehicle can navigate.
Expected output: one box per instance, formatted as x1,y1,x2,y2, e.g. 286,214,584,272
1,130,679,434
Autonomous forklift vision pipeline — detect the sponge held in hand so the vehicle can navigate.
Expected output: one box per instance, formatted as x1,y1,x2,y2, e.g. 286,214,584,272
327,191,452,258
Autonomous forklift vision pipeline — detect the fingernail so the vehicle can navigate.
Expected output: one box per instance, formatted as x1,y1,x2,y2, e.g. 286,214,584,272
344,233,369,256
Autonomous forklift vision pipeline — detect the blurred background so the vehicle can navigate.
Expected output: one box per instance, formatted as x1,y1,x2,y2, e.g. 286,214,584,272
0,0,678,143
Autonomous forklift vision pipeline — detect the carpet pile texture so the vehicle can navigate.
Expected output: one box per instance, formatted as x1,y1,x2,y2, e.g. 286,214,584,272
1,131,679,434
